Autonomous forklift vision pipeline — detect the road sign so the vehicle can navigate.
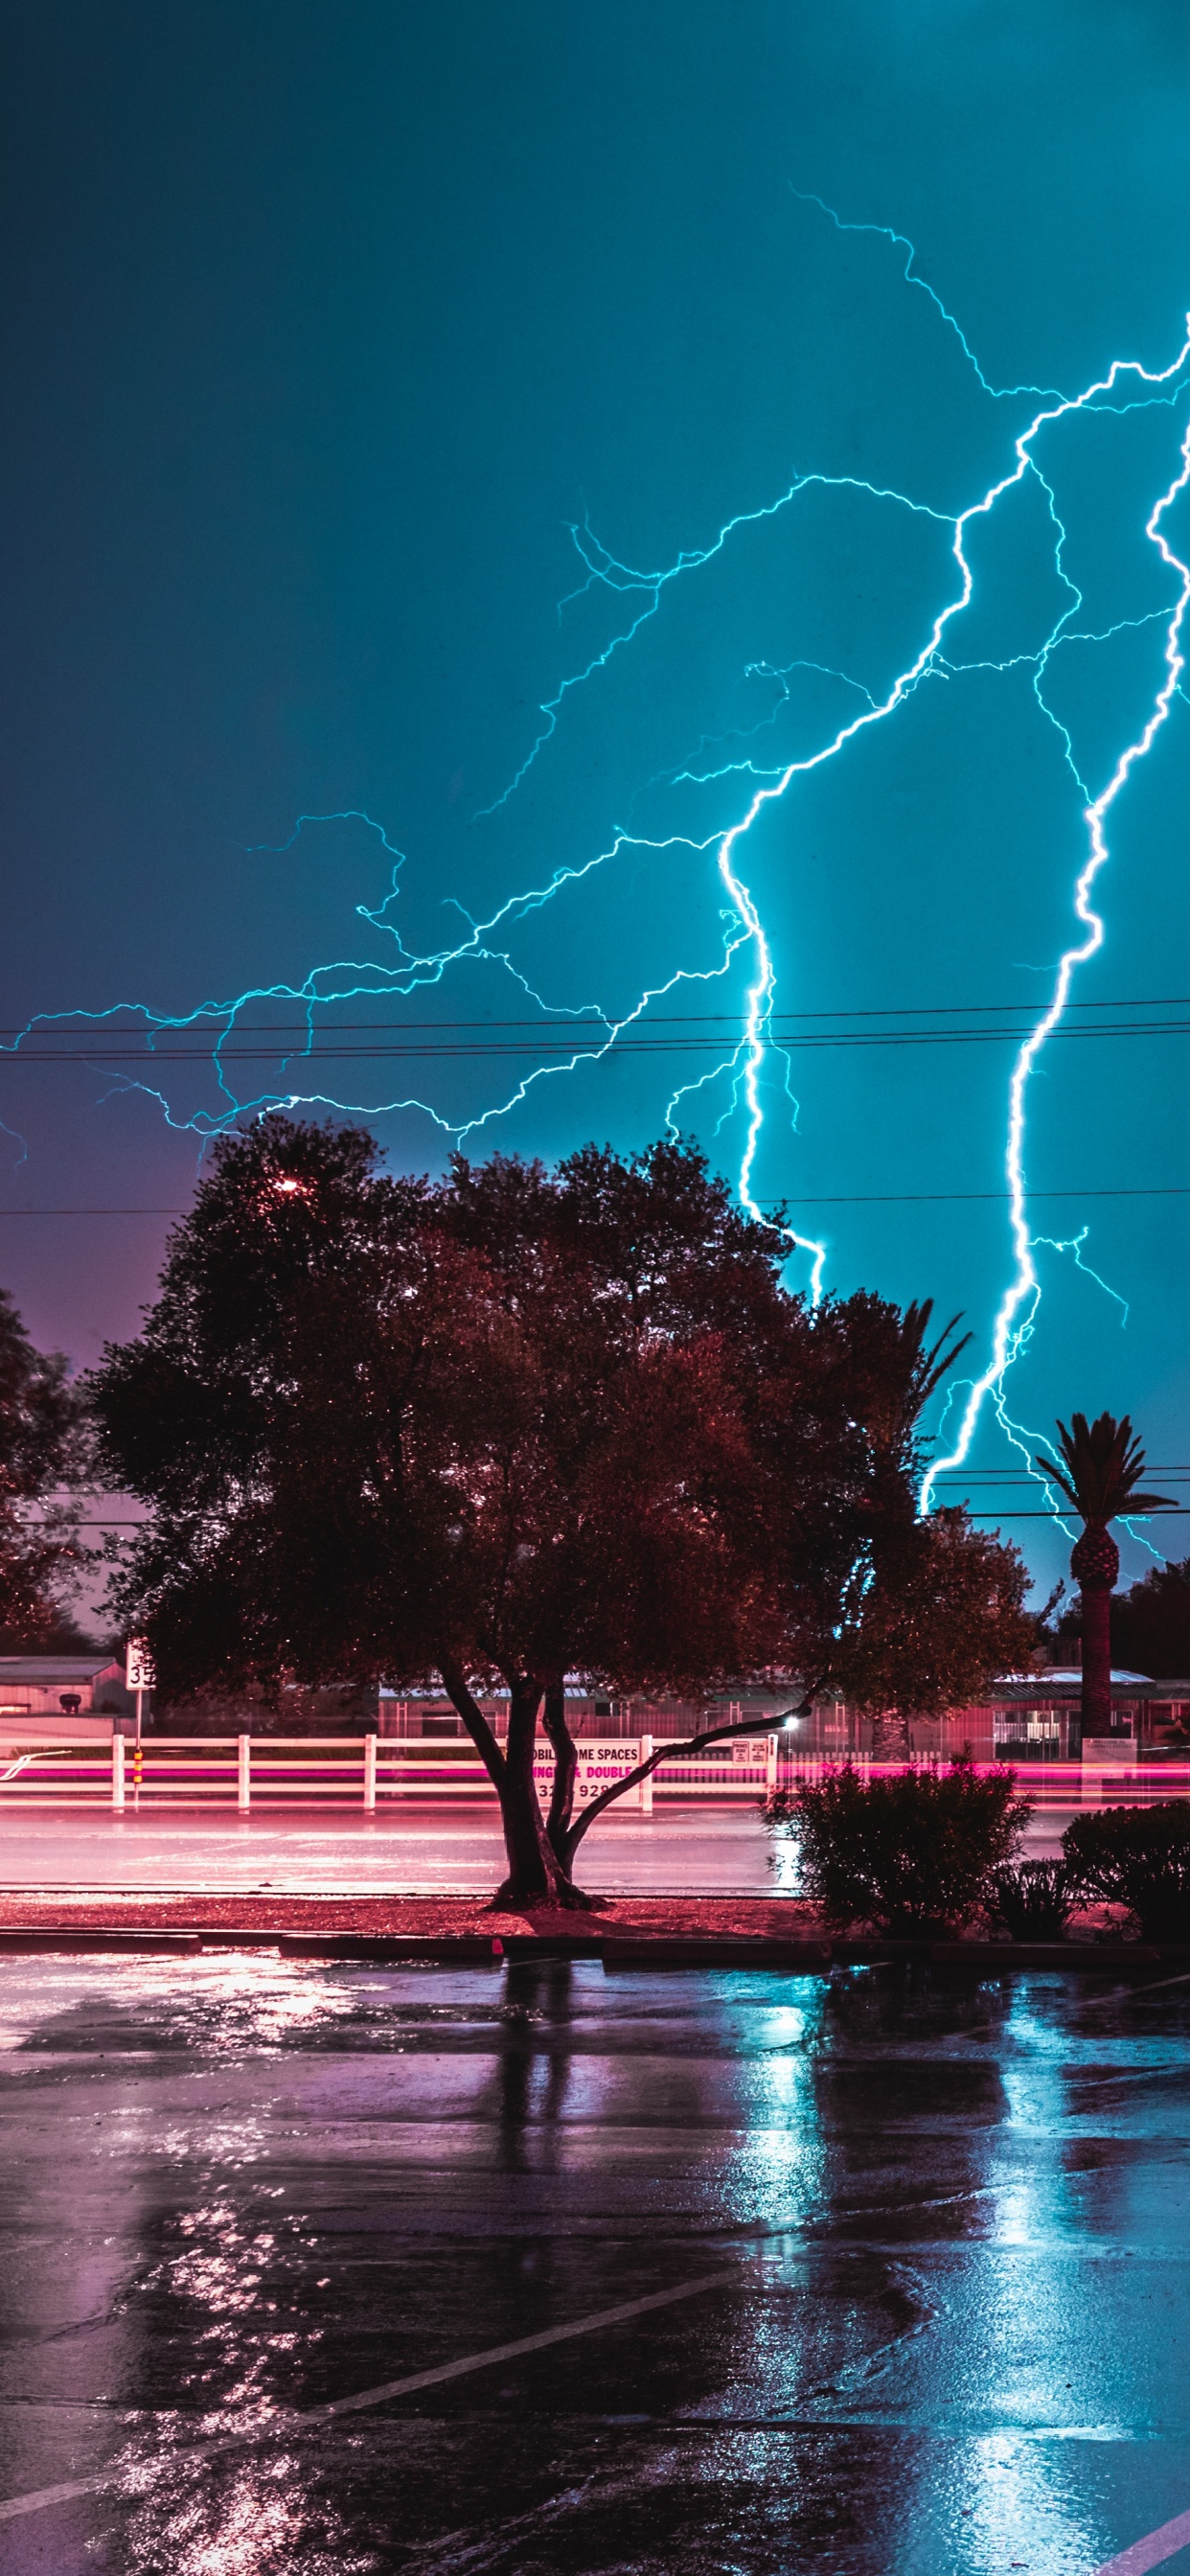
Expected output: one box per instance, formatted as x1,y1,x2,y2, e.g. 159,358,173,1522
125,1638,155,1692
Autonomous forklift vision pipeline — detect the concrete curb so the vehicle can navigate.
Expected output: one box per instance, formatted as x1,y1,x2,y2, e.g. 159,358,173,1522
0,1924,1183,1972
0,1929,204,1955
601,1937,834,1969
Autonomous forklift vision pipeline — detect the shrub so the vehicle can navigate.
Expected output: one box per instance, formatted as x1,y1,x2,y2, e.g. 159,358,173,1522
987,1860,1075,1941
767,1756,1030,1937
1063,1804,1190,1944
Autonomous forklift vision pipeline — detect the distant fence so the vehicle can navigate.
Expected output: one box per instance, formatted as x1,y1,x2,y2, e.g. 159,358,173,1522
0,1732,774,1813
1,1736,1188,1814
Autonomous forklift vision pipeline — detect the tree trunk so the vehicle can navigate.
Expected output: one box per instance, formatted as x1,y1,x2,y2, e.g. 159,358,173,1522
870,1709,910,1761
1071,1519,1118,1737
438,1659,588,1908
541,1681,578,1851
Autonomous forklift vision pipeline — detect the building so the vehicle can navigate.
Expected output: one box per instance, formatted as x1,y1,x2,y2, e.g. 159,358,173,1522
0,1655,126,1715
0,1655,127,1748
378,1672,1190,1760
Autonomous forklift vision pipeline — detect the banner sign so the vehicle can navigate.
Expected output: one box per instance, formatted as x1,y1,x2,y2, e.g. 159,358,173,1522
532,1738,642,1811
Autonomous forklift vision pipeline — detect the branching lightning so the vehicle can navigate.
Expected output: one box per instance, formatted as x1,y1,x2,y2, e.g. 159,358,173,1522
10,196,1190,1566
918,380,1190,1511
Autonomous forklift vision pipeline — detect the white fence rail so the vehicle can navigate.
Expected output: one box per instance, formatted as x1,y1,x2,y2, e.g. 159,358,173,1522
0,1732,780,1812
3,1737,1188,1814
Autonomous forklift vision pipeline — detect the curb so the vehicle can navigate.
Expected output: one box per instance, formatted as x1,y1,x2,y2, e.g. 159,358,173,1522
929,1940,1164,1971
601,1938,833,1970
0,1929,204,1955
0,1925,1179,1972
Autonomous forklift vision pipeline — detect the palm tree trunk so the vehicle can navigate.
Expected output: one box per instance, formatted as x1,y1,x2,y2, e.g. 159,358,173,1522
1071,1519,1118,1737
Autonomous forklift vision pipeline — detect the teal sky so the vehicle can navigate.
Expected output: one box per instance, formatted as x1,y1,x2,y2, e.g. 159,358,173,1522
3,0,1190,1594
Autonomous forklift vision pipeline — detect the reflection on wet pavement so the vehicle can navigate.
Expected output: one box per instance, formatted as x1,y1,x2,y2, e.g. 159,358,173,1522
0,1954,1187,2571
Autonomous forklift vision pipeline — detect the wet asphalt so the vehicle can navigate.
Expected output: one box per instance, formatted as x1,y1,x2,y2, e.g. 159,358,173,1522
0,1954,1187,2575
0,1806,780,1896
0,1796,1067,1896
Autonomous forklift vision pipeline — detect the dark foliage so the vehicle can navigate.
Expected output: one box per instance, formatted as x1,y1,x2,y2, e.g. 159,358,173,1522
1041,1413,1173,1526
0,1285,89,1637
1063,1803,1190,1943
1110,1556,1190,1681
987,1860,1075,1941
767,1756,1030,1936
0,1610,99,1654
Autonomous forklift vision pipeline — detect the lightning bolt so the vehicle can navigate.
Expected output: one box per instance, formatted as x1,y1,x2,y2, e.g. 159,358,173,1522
10,197,1190,1537
918,386,1190,1511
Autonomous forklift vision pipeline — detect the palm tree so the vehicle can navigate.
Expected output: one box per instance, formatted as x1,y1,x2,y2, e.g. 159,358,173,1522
1038,1414,1175,1736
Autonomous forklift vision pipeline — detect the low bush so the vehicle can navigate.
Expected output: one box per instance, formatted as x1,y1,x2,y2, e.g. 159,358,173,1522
767,1756,1030,1937
1063,1804,1190,1943
987,1859,1075,1941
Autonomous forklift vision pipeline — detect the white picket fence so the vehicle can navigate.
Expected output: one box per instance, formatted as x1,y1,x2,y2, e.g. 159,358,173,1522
0,1732,780,1812
4,1736,1183,1814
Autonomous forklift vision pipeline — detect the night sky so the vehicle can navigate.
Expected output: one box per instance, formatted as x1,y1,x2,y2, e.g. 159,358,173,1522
4,1,1190,1597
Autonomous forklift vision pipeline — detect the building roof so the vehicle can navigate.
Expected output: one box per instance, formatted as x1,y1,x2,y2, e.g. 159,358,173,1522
0,1656,121,1685
989,1671,1190,1702
1004,1667,1154,1687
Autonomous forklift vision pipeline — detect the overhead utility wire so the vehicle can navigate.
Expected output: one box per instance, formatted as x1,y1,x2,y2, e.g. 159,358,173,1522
10,1022,1190,1064
8,990,1190,1034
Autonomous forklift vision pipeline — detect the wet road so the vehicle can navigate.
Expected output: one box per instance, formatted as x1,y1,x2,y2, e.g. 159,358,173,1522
0,1800,1068,1898
0,1806,779,1896
1,1955,1188,2573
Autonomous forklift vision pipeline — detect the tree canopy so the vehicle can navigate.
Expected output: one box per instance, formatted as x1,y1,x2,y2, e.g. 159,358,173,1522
92,1116,1036,1901
1109,1556,1190,1681
0,1285,89,1643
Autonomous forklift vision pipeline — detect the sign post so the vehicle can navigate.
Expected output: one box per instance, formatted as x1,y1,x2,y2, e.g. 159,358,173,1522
125,1638,155,1753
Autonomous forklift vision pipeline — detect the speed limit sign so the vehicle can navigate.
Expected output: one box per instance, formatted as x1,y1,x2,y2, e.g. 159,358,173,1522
125,1638,155,1691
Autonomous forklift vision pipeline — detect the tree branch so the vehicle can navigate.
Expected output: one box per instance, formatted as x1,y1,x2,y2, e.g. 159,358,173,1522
437,1655,507,1792
562,1694,817,1858
541,1680,577,1846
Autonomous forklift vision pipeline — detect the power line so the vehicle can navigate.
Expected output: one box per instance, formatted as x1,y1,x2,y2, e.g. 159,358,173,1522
7,991,1190,1036
8,1021,1190,1064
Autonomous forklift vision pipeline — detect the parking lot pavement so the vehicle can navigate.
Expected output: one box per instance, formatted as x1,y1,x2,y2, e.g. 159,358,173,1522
1,1951,1189,2574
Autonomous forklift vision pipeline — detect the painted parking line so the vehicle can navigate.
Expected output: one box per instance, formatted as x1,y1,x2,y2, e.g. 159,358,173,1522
1077,1971,1190,2015
0,2263,752,2524
1092,2507,1190,2575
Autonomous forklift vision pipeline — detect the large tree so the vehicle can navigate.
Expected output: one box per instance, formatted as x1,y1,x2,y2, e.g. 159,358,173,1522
93,1116,1033,1903
1039,1413,1175,1734
0,1286,89,1642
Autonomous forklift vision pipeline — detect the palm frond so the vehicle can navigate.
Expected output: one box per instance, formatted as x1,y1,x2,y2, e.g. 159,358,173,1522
1036,1412,1177,1524
901,1300,973,1422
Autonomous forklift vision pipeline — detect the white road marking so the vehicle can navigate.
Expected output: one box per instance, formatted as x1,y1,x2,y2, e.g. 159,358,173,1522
1091,2507,1190,2574
0,2263,751,2523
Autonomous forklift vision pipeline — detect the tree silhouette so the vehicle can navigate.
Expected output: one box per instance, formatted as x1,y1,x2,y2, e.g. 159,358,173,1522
0,1286,88,1642
94,1116,1036,1907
